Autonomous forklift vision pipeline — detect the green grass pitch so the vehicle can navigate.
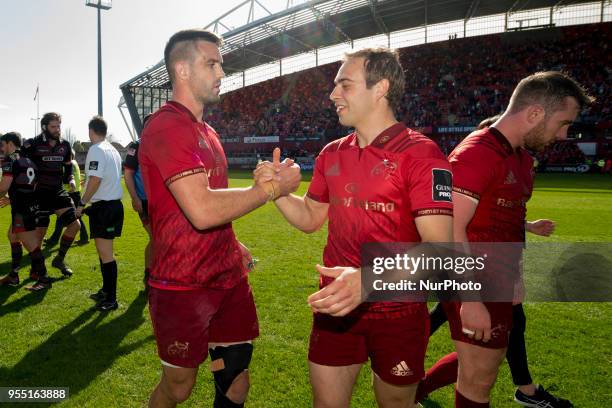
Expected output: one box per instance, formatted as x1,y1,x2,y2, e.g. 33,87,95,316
0,172,610,407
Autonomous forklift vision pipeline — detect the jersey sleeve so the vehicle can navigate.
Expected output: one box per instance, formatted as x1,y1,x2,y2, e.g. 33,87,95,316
61,141,73,182
306,151,329,203
146,124,206,186
124,142,139,171
403,156,453,218
62,141,72,164
86,146,106,178
449,147,496,201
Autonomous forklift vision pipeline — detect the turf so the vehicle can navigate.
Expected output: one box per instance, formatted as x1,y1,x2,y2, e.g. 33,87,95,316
0,172,610,407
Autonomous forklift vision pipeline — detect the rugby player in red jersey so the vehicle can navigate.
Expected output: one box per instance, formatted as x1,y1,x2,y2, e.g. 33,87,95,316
139,29,301,407
256,48,453,408
417,114,575,408
427,72,593,408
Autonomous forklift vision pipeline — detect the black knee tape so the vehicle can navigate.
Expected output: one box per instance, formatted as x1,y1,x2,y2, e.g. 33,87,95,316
209,343,253,408
512,304,526,333
58,208,77,226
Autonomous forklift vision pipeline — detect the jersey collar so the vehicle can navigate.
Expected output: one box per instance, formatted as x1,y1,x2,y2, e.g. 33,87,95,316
488,126,516,155
350,122,407,149
166,101,200,123
371,122,407,148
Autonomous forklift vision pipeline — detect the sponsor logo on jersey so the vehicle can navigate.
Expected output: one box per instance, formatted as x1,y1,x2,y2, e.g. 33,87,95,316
329,195,396,213
432,168,452,202
496,197,527,208
89,161,99,170
42,155,64,162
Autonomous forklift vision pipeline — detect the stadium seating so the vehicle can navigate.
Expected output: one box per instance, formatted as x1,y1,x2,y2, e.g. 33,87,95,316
206,23,611,164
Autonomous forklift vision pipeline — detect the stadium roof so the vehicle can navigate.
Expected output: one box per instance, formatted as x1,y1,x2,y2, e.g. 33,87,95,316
120,0,595,90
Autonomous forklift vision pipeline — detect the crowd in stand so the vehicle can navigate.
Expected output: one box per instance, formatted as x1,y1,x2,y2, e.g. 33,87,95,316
538,142,586,166
204,23,611,163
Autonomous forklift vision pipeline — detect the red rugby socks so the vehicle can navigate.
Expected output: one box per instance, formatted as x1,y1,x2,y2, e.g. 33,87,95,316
415,351,458,402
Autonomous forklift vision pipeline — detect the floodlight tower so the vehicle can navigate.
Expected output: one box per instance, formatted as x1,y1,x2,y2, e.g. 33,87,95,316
86,0,112,116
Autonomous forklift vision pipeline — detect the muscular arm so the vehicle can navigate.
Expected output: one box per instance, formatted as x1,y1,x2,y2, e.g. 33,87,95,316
63,160,74,184
452,191,478,242
451,190,493,341
81,176,102,204
274,194,328,233
167,172,271,230
123,168,140,202
415,214,453,242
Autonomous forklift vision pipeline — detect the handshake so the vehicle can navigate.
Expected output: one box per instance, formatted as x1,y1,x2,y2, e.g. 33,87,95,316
253,147,302,201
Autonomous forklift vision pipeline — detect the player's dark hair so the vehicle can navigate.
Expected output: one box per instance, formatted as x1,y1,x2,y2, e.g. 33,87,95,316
164,29,222,84
477,114,501,130
41,112,61,130
88,115,108,137
509,71,594,115
344,48,405,111
1,131,22,148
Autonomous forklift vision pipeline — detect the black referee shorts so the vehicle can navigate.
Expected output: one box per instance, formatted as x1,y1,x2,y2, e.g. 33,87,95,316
88,200,124,240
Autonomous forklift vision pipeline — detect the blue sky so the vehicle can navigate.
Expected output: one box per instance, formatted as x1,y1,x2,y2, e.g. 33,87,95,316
0,0,278,145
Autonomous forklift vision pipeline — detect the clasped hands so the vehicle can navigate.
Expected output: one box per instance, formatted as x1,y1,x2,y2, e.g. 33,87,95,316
253,147,301,200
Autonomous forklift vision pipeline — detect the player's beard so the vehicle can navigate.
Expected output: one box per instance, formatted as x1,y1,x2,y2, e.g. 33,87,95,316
202,91,220,105
44,129,61,140
524,120,548,152
204,80,222,105
192,75,221,107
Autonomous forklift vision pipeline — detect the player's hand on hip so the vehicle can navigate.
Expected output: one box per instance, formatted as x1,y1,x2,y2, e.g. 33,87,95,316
460,302,492,342
131,197,143,213
308,265,361,317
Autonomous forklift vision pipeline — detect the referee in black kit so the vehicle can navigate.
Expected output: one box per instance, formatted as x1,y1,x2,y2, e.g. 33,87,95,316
76,116,124,311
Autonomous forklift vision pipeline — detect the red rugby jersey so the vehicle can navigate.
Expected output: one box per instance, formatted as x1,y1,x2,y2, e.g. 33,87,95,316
139,101,245,290
308,123,453,318
449,127,534,243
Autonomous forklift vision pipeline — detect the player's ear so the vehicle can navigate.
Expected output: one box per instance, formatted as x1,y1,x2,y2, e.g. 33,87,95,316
375,78,390,102
526,104,545,125
176,61,190,81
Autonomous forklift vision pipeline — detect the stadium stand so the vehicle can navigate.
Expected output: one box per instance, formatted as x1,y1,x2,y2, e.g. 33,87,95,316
203,23,611,168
